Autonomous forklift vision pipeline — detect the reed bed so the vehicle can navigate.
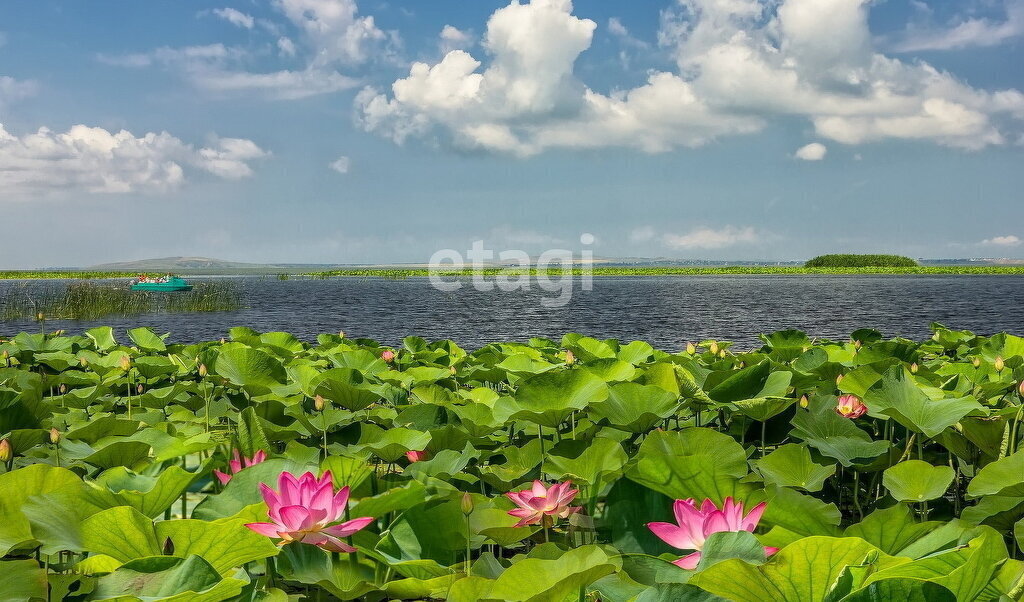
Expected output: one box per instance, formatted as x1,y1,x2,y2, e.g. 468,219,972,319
0,281,242,320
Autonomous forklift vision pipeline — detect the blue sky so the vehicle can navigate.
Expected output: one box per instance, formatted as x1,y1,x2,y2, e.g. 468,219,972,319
0,0,1022,267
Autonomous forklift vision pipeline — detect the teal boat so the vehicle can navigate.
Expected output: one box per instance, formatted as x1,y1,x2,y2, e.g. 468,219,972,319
131,275,193,292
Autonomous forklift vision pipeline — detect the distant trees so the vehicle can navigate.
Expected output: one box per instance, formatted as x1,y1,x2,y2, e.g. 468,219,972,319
804,254,917,268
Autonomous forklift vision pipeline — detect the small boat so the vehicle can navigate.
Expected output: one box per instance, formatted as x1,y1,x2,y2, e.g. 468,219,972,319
131,274,193,292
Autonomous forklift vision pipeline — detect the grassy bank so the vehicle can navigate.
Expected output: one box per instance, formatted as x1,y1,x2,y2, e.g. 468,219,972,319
306,265,1024,278
0,281,242,320
3,265,1024,281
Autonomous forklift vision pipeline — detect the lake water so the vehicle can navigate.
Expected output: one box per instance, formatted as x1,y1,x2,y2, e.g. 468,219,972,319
1,275,1022,350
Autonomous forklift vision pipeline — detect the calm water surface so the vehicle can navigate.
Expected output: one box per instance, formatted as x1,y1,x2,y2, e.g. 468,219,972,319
1,275,1022,350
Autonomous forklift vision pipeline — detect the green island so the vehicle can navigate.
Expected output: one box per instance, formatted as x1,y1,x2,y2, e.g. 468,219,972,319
0,324,1021,599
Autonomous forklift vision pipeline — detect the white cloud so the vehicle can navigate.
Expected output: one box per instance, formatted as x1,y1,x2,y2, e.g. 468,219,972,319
329,155,350,173
101,0,393,99
893,0,1024,52
0,123,268,196
0,75,37,107
794,142,827,160
277,37,297,57
629,225,657,243
981,235,1022,246
357,0,1024,156
439,25,474,54
192,68,357,100
212,7,255,29
608,17,629,37
662,226,759,250
276,0,390,66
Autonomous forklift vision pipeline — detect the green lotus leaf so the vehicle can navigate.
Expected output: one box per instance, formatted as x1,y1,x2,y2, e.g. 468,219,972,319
754,443,836,492
91,554,246,601
91,465,197,518
0,464,91,555
81,506,162,562
843,504,947,556
863,366,985,437
882,460,955,503
275,542,378,599
212,344,287,395
462,545,621,602
543,436,628,490
967,450,1024,499
689,536,903,602
589,382,679,433
513,369,609,428
859,528,1006,601
86,326,118,352
127,327,167,353
790,396,889,466
357,426,431,463
0,559,48,602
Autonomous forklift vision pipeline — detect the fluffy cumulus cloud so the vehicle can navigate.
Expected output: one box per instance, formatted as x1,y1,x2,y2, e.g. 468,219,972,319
439,25,474,55
104,0,395,99
794,142,827,160
357,0,1024,156
981,235,1022,247
0,124,268,196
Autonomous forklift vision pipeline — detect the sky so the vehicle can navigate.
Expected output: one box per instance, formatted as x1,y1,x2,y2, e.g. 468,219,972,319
0,0,1022,268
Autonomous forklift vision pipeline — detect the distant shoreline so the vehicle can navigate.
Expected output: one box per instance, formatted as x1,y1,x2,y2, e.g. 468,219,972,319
3,265,1024,280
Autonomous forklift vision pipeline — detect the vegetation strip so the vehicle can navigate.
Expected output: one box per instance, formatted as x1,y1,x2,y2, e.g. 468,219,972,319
0,325,1022,599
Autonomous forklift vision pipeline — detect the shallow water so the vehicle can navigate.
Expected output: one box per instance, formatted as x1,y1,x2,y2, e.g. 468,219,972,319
1,275,1022,350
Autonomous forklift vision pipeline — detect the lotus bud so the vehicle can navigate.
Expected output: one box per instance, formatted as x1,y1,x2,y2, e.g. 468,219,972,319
0,439,11,462
314,395,325,412
1018,380,1024,397
686,342,696,355
1,350,8,361
910,363,919,374
79,356,89,367
449,365,457,375
119,356,131,371
54,330,65,336
718,350,726,359
709,342,719,355
460,492,474,516
163,537,175,556
381,349,396,363
738,361,745,369
338,330,346,338
198,363,208,377
835,374,844,385
854,339,862,349
220,338,226,345
972,357,981,368
994,356,1005,372
49,428,61,445
36,312,44,322
137,384,144,395
799,394,809,408
565,350,576,366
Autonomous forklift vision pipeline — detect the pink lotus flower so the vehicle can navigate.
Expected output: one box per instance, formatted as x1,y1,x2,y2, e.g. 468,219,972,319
836,394,868,419
648,497,778,569
405,450,429,463
381,350,396,363
505,480,581,527
245,471,373,553
214,449,267,485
